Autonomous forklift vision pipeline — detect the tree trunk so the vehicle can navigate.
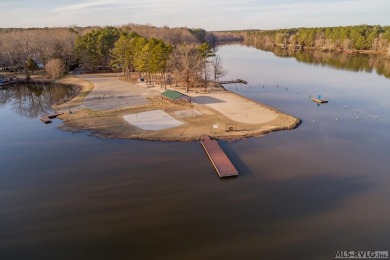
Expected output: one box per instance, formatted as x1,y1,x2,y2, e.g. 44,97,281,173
163,73,167,90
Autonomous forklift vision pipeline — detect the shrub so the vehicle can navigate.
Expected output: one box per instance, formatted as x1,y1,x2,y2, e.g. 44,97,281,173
45,58,66,79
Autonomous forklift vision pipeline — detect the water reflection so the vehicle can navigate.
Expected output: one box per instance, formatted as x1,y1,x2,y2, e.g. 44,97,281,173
1,46,390,259
243,41,390,79
0,84,78,118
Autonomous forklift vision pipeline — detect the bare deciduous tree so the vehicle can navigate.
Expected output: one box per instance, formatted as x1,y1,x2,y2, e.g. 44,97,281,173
124,24,199,45
0,28,79,72
45,58,66,79
210,55,227,81
168,44,204,92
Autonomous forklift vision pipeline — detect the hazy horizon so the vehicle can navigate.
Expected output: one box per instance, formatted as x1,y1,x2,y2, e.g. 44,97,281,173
1,23,389,32
1,0,389,30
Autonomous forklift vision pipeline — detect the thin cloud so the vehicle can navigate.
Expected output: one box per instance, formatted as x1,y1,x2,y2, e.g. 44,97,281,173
53,0,118,13
1,0,390,29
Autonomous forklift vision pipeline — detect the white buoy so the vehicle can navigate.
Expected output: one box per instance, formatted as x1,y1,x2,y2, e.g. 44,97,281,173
312,119,315,123
336,118,338,122
356,116,359,120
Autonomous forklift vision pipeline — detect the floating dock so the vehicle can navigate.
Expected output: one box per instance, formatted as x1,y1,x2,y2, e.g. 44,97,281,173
40,116,52,124
312,98,328,104
40,112,64,124
200,135,238,178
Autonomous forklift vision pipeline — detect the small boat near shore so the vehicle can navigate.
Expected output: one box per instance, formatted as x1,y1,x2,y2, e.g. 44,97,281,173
312,94,328,104
312,98,328,103
0,75,19,87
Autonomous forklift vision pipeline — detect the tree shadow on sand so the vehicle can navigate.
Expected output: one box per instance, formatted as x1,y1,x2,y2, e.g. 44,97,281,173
192,96,226,104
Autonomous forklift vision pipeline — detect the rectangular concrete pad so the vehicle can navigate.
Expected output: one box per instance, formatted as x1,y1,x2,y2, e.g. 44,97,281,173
77,75,154,111
174,109,201,118
123,110,184,131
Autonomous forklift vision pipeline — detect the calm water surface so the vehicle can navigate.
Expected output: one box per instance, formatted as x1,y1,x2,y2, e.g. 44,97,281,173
1,46,389,259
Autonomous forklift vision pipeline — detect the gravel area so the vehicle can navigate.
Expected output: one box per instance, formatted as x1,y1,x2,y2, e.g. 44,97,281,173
78,74,159,111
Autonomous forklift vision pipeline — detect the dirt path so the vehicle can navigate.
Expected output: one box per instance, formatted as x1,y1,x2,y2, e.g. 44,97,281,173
77,74,160,111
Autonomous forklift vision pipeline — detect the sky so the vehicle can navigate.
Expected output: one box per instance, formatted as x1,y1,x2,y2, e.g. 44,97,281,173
1,0,389,30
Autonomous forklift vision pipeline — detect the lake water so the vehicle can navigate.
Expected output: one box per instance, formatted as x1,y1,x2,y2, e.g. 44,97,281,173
1,45,389,259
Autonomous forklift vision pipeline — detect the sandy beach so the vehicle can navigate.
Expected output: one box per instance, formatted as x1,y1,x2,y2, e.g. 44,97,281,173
54,73,300,141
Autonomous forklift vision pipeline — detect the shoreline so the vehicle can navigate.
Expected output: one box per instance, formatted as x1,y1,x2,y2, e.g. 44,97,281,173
51,74,301,142
57,115,301,142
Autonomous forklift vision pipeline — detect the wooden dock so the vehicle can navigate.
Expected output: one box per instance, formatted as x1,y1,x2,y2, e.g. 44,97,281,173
47,112,64,119
40,116,52,124
218,79,247,85
201,135,238,178
40,112,64,124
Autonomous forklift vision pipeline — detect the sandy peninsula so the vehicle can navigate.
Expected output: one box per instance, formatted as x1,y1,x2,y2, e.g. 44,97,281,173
54,73,300,141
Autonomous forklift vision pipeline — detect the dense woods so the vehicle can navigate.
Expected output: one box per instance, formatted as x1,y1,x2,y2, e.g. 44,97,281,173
263,47,390,78
3,24,390,86
211,25,390,79
216,25,390,54
0,27,81,74
0,24,223,91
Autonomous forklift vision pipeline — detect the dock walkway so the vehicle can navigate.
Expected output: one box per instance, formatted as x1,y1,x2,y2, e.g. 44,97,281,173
218,79,247,85
40,112,64,124
201,135,238,178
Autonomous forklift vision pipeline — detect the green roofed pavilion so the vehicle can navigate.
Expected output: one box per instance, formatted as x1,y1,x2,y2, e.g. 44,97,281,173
161,90,191,104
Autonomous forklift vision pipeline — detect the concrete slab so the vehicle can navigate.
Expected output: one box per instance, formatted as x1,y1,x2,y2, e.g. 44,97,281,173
174,109,201,118
78,75,153,111
123,110,184,131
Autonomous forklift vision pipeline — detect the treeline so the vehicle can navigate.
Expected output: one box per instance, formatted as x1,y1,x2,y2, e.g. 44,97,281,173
244,40,390,79
0,25,203,73
74,26,223,90
215,25,390,54
126,24,203,45
211,31,245,42
80,28,173,81
0,24,224,91
0,27,83,73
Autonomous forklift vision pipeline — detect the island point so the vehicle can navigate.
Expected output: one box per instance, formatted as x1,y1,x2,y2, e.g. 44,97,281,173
54,73,300,141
